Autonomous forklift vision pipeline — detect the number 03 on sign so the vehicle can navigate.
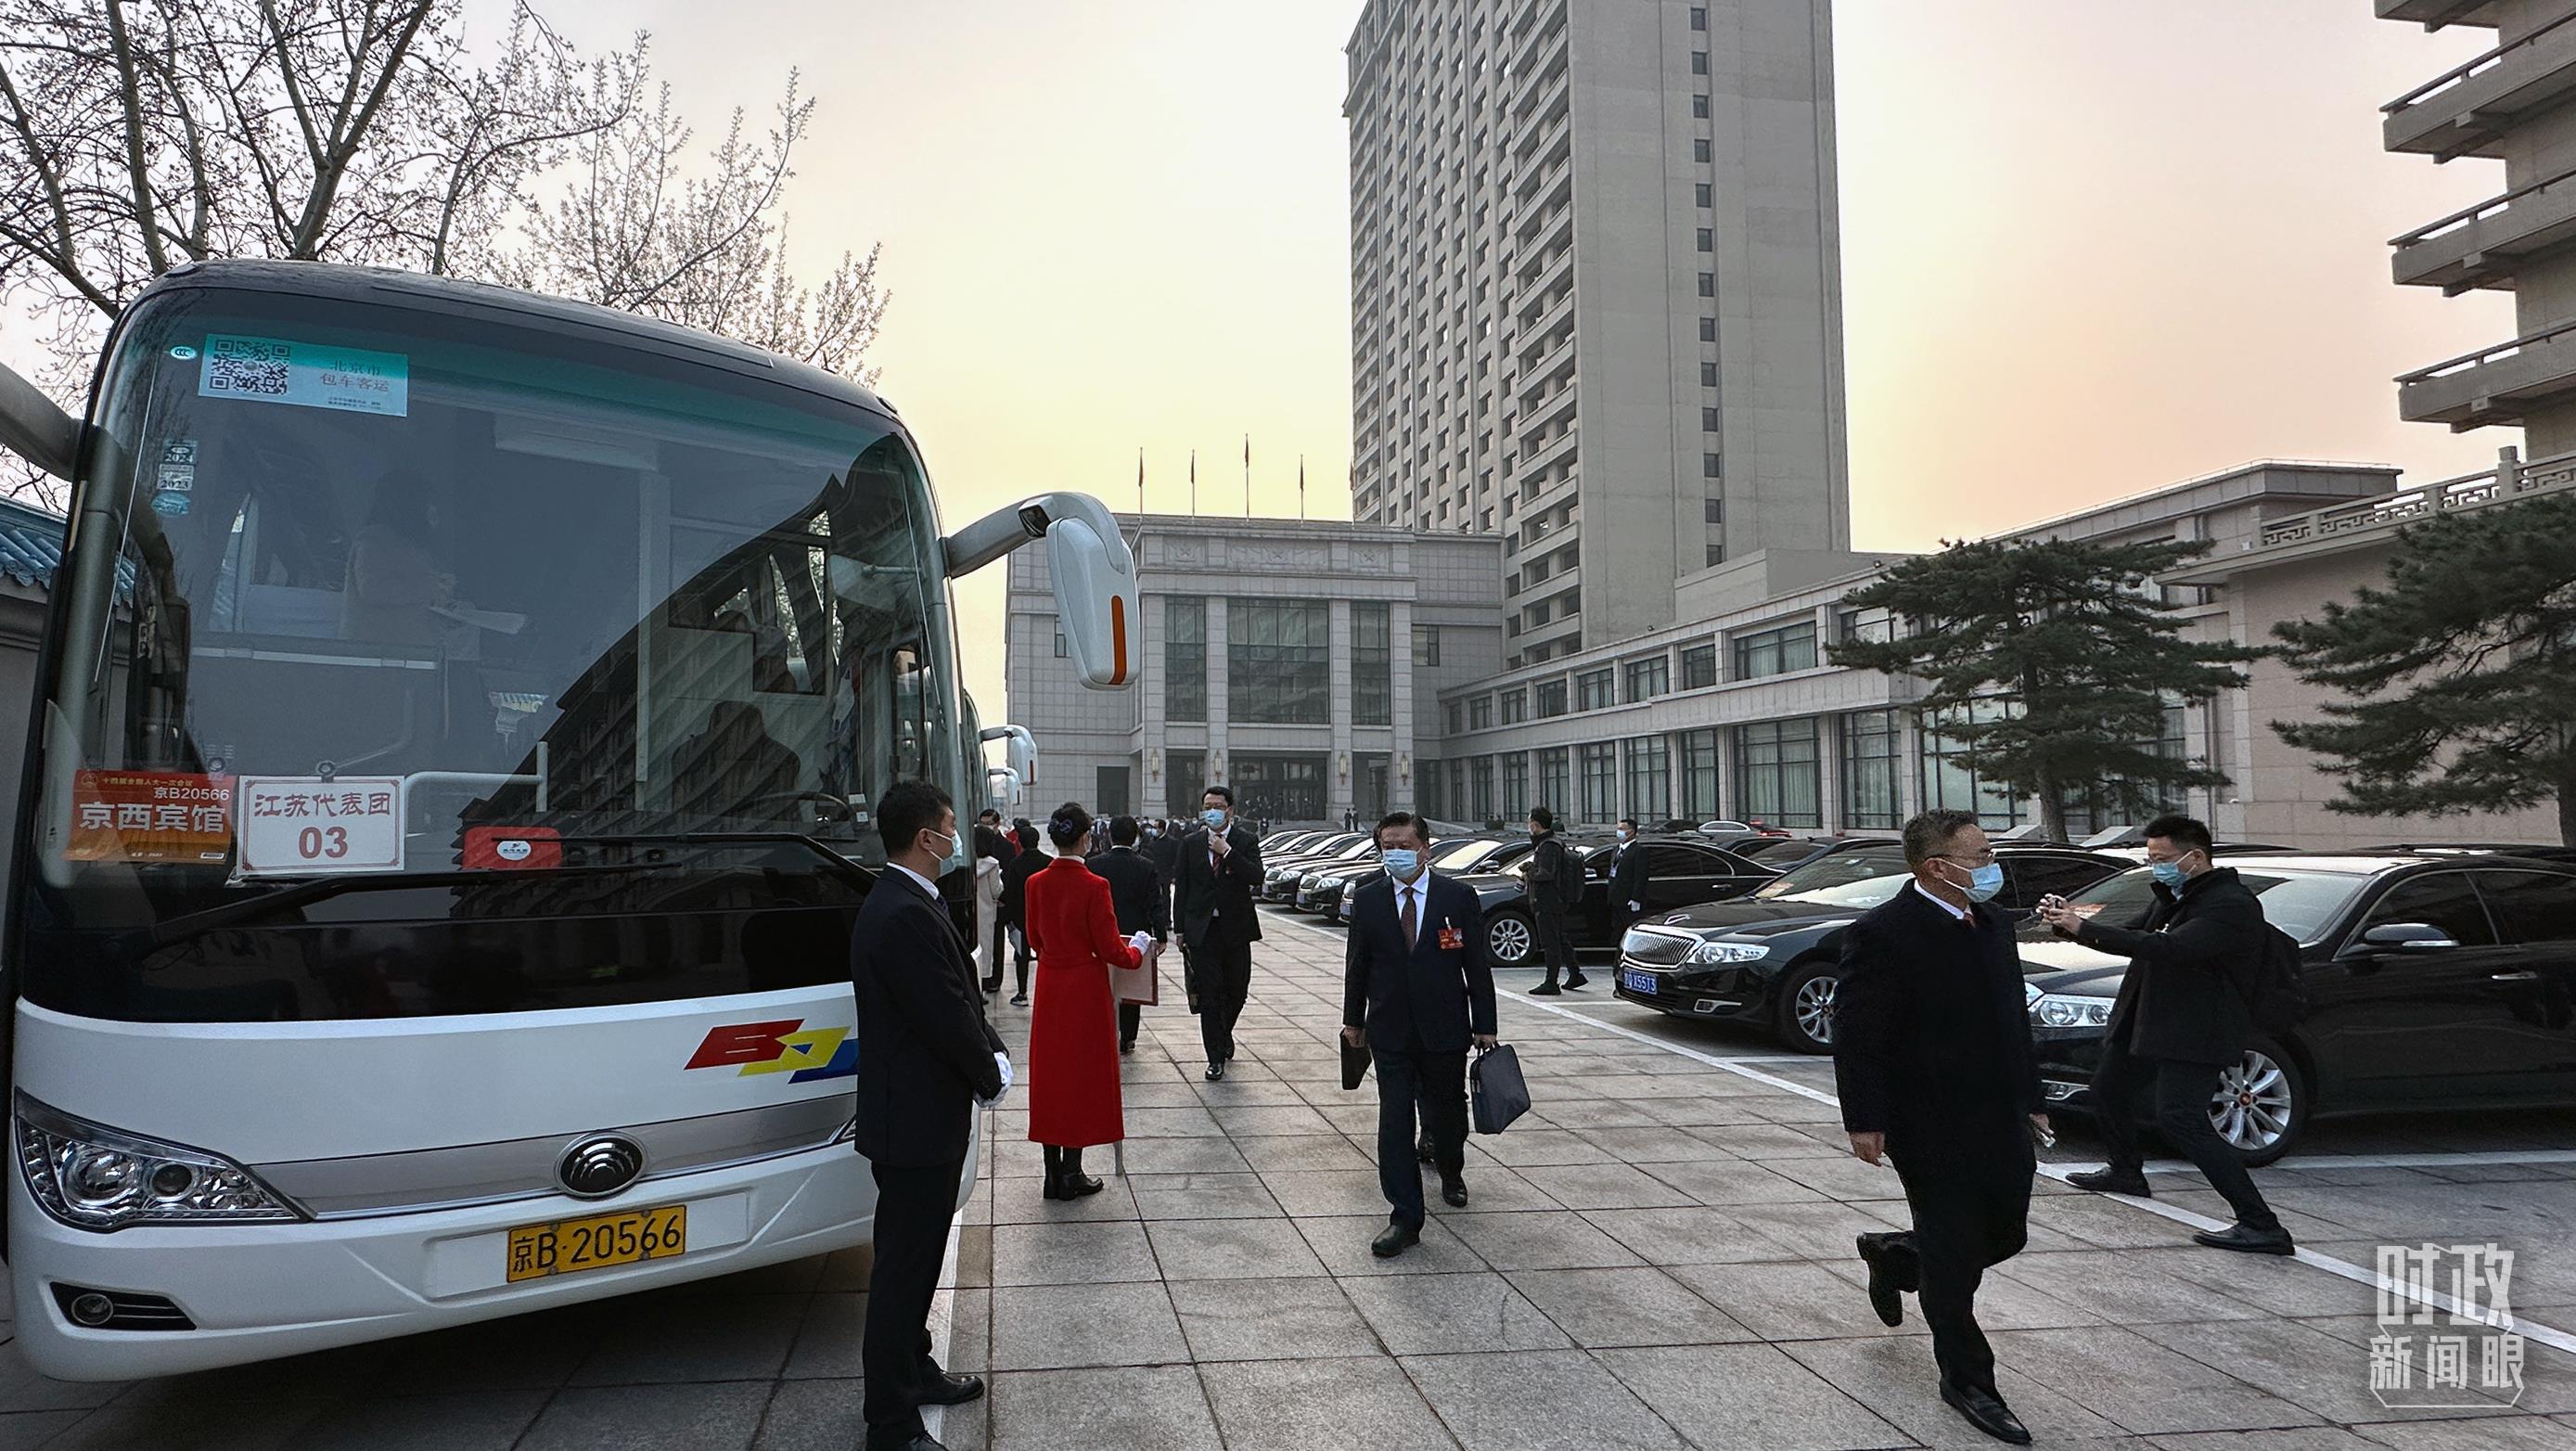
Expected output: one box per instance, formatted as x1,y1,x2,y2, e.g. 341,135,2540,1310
236,777,405,876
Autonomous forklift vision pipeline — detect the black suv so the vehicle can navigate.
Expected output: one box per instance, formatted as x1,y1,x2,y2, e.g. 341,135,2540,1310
1461,835,1777,969
1615,841,2132,1052
2022,850,2576,1165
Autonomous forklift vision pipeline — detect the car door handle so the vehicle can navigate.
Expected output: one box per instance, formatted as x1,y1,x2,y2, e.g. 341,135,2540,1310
2490,970,2543,982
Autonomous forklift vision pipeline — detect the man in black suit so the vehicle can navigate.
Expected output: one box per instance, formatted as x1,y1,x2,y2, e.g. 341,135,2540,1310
1090,815,1169,1054
1608,818,1647,939
2039,813,2289,1254
851,782,1006,1451
1343,813,1497,1258
1834,808,2045,1446
1173,784,1263,1080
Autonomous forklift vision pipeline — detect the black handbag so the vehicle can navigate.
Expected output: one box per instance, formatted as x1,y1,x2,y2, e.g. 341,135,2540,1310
1470,1044,1531,1135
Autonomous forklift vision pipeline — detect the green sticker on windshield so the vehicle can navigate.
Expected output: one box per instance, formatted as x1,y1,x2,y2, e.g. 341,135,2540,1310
197,334,409,417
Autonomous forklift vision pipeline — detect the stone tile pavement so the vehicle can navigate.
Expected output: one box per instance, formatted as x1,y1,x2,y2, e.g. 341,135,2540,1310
0,913,2570,1448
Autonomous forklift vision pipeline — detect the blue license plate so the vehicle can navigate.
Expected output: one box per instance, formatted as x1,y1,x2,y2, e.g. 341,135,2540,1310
1621,969,1659,996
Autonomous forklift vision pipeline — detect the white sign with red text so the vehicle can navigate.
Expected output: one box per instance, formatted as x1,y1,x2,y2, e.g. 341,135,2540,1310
237,777,404,876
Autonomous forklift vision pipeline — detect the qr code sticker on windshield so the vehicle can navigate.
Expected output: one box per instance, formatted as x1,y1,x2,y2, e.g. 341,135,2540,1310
203,337,291,396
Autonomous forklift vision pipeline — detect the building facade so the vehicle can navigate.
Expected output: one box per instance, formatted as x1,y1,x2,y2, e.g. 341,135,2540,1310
1343,0,1849,668
1003,517,1504,826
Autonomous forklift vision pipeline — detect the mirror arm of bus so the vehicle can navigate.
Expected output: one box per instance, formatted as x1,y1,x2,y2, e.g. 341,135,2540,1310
0,359,81,482
942,493,1139,691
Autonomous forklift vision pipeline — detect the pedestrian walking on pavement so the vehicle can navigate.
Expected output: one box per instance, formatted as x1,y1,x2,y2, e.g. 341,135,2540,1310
1834,808,2045,1446
849,782,1004,1451
1091,815,1170,1054
1522,807,1587,994
1173,785,1263,1080
1023,803,1148,1200
1343,812,1497,1258
1608,817,1647,940
2037,813,2293,1256
971,825,1006,985
998,823,1044,1005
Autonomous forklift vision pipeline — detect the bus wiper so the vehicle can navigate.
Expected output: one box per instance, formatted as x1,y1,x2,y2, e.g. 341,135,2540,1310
556,831,878,894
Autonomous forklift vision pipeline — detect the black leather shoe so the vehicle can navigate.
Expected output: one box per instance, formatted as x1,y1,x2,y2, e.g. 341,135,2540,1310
1856,1234,1903,1329
1440,1176,1468,1208
1119,1039,1134,1056
1205,1061,1225,1082
1528,982,1562,996
1416,1137,1435,1164
2068,1167,2151,1197
1564,971,1588,989
2194,1222,2295,1256
916,1371,985,1406
1941,1380,2031,1445
1057,1173,1105,1199
1371,1223,1420,1258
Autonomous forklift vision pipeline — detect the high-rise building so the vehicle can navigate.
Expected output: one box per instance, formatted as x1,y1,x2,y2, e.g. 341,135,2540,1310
1343,0,1850,669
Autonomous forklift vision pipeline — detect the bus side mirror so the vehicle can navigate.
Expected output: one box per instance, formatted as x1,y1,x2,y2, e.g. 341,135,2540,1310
986,765,1022,815
981,724,1037,787
1040,497,1139,689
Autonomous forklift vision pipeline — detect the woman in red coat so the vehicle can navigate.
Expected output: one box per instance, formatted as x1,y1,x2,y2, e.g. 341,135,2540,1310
1023,803,1150,1199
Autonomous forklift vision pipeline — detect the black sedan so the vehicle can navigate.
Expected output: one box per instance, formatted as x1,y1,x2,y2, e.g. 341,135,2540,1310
1298,838,1532,917
1259,835,1372,900
2021,850,2576,1165
1613,841,2133,1052
1462,836,1776,969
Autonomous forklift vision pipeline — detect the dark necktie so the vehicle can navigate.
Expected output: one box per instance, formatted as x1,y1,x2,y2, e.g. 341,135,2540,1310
1401,886,1418,949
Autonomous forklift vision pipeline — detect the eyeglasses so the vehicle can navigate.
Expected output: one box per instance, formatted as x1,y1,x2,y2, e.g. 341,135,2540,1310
1937,851,1997,867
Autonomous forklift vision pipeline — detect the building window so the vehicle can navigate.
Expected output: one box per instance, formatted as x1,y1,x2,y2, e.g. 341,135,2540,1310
1701,406,1721,431
1579,743,1618,822
1696,227,1713,252
1234,752,1330,824
1732,620,1819,680
1691,50,1708,74
1842,710,1903,829
1576,669,1615,711
1921,700,2024,828
1445,700,1466,736
1692,94,1709,119
1703,453,1722,479
1165,597,1207,722
1694,138,1711,162
1698,316,1716,342
1499,687,1528,725
1838,606,1895,644
1735,719,1822,829
1413,623,1442,666
1706,542,1726,567
1165,749,1206,821
1700,361,1718,387
1702,498,1724,524
1691,5,1707,28
1053,631,1067,659
1624,656,1670,702
1352,601,1392,726
1623,736,1670,821
1537,747,1570,815
1470,695,1494,730
1227,598,1329,724
1680,643,1718,689
1696,183,1712,208
1501,752,1529,816
1537,679,1569,717
1678,728,1721,818
1698,272,1714,297
2063,703,2191,837
1470,756,1497,823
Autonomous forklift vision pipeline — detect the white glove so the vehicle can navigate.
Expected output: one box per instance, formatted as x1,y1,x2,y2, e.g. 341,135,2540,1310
1629,901,1642,911
1126,930,1156,956
980,1051,1012,1107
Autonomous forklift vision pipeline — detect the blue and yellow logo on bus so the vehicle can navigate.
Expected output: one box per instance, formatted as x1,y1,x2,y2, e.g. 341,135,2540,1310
684,1019,857,1083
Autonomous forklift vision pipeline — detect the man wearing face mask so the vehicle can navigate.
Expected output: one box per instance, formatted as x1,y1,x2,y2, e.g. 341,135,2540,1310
1834,809,2045,1446
1608,818,1647,939
1343,814,1497,1256
2037,814,2288,1255
1173,785,1263,1080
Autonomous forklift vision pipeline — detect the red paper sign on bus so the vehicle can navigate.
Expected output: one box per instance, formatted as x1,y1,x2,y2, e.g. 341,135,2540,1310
65,770,234,863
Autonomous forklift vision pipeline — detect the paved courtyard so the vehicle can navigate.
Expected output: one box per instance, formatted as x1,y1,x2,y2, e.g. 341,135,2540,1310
0,909,2572,1448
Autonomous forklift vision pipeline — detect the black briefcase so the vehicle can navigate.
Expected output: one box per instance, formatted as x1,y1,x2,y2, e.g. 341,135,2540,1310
1469,1044,1531,1135
1340,1034,1373,1091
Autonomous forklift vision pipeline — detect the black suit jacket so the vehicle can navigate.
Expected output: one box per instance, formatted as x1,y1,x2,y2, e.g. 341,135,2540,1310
1342,873,1496,1053
1831,887,2044,1148
1140,832,1181,888
1173,825,1263,951
2076,867,2262,1067
850,868,1006,1168
1090,846,1169,942
1608,841,1647,908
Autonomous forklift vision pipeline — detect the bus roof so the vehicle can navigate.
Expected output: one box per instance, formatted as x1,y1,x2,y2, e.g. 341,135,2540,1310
130,259,903,428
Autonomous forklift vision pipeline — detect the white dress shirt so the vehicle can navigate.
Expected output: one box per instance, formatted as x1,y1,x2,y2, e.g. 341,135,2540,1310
1911,880,1974,925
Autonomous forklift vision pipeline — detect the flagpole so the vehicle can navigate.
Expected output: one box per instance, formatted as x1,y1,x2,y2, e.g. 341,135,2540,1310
1243,434,1251,517
1136,447,1146,522
1299,455,1306,520
1189,449,1198,516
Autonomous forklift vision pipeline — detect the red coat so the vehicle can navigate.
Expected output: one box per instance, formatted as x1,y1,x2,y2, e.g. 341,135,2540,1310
1023,856,1143,1148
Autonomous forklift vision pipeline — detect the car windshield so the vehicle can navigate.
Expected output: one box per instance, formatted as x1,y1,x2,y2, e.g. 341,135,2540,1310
2025,865,2368,945
1749,848,1911,907
1434,839,1499,870
39,286,953,889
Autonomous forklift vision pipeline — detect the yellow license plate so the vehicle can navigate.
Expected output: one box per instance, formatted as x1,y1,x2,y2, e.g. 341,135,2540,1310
505,1203,686,1283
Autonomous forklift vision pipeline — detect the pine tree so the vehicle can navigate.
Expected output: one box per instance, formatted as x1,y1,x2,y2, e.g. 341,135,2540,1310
1826,536,2258,842
2271,490,2576,846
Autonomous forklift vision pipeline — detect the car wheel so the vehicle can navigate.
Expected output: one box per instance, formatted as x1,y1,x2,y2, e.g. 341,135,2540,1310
2208,1040,2305,1167
1775,961,1839,1055
1486,911,1533,967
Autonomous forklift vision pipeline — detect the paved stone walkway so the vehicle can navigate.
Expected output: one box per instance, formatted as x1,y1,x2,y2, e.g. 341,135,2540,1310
0,913,2571,1447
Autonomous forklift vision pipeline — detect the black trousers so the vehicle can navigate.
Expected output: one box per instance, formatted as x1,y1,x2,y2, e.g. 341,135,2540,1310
863,1156,962,1445
1195,932,1253,1064
1533,905,1576,984
2089,1034,2280,1231
1119,999,1141,1047
1374,1040,1467,1229
1865,1123,2031,1395
983,914,1009,993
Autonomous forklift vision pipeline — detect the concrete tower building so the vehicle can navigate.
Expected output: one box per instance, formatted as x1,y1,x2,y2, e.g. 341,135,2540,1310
1343,0,1850,670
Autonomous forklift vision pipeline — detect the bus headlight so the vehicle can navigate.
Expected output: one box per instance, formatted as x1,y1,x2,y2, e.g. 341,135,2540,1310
16,1094,303,1231
2029,994,2113,1029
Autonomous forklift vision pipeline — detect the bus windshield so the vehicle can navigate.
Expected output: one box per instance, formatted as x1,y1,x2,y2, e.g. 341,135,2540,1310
22,283,958,1019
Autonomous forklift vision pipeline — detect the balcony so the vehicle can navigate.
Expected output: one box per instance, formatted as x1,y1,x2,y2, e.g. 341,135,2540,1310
2390,163,2576,291
2377,0,2500,28
2169,446,2576,582
2396,316,2576,428
2383,11,2576,160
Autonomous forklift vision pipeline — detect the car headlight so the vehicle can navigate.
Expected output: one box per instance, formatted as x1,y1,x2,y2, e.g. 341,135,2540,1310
17,1094,303,1231
2029,994,2113,1029
1686,940,1771,965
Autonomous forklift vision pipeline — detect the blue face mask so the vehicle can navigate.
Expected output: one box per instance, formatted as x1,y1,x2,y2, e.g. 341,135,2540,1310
1202,808,1228,830
1955,861,2005,903
1381,848,1421,880
2150,859,2189,890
